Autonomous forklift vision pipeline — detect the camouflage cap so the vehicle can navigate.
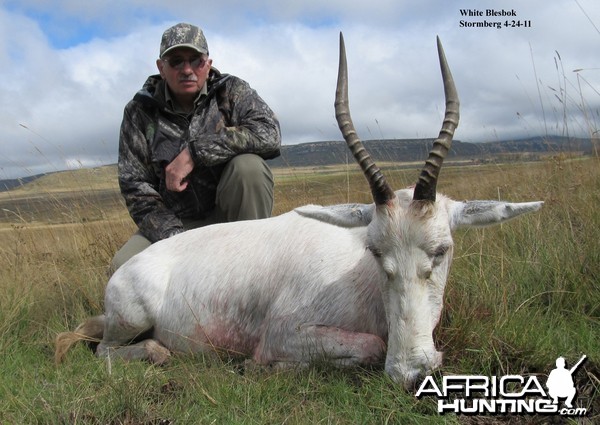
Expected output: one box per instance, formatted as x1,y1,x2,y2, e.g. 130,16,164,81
159,23,209,58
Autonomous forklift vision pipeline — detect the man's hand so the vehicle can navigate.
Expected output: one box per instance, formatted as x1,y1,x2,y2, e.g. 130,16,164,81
165,147,195,192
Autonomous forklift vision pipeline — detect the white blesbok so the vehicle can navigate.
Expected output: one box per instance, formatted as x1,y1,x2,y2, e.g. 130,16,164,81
55,34,542,388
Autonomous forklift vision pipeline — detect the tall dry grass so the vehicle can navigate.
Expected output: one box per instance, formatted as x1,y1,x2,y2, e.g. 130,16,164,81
0,155,598,423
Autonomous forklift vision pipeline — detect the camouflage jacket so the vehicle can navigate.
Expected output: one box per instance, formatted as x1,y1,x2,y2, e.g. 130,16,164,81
118,68,281,242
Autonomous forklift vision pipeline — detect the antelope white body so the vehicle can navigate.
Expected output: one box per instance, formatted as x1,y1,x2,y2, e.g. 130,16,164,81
59,190,541,387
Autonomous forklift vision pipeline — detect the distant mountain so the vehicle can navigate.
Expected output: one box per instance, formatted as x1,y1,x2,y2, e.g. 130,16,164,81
1,136,594,192
0,174,47,192
268,136,594,167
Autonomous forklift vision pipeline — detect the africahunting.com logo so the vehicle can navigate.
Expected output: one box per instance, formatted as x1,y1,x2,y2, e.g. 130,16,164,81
416,355,588,417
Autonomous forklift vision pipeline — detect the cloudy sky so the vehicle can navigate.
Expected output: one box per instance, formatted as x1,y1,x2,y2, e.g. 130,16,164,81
1,0,599,179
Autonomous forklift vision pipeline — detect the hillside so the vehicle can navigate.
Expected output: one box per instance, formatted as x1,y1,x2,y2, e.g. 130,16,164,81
268,135,594,167
0,136,594,192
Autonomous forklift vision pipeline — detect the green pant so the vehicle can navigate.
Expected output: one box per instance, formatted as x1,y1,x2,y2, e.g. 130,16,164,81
111,154,274,272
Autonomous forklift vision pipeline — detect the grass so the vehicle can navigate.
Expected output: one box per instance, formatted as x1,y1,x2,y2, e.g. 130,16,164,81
0,156,598,424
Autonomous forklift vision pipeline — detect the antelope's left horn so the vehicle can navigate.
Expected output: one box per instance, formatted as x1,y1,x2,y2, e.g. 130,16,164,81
412,37,460,202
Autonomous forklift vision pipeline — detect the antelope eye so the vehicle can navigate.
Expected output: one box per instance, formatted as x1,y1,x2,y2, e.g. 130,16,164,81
432,245,450,258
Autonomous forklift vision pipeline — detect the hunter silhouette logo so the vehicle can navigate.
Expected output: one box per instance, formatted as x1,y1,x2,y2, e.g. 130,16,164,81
546,355,587,408
416,354,589,416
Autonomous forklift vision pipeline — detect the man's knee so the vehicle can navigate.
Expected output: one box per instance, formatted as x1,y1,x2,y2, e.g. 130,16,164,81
224,154,273,186
217,154,274,221
110,232,152,274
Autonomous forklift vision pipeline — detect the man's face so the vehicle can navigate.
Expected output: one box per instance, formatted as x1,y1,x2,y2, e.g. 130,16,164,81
157,47,212,104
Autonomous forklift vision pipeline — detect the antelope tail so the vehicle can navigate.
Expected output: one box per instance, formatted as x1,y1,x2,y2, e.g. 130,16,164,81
54,315,105,364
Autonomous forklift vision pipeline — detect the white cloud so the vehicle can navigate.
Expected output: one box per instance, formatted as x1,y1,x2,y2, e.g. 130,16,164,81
1,0,600,178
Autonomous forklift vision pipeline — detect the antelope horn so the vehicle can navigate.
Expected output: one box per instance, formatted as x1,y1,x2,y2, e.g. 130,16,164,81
412,37,460,202
335,32,395,205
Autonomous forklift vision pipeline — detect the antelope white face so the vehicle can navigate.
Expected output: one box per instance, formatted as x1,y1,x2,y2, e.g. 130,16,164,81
367,192,452,387
360,189,543,387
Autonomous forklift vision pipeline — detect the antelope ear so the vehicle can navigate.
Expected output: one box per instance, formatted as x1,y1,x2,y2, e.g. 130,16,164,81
295,203,375,227
449,200,543,229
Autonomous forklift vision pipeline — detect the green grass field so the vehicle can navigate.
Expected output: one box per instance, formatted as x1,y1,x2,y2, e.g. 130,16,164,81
0,156,598,424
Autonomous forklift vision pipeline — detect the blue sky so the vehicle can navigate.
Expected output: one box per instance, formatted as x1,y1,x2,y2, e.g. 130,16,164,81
4,1,172,48
7,9,108,49
1,0,599,178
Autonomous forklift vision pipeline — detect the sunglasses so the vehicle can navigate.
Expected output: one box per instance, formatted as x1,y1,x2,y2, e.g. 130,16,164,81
163,55,207,70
